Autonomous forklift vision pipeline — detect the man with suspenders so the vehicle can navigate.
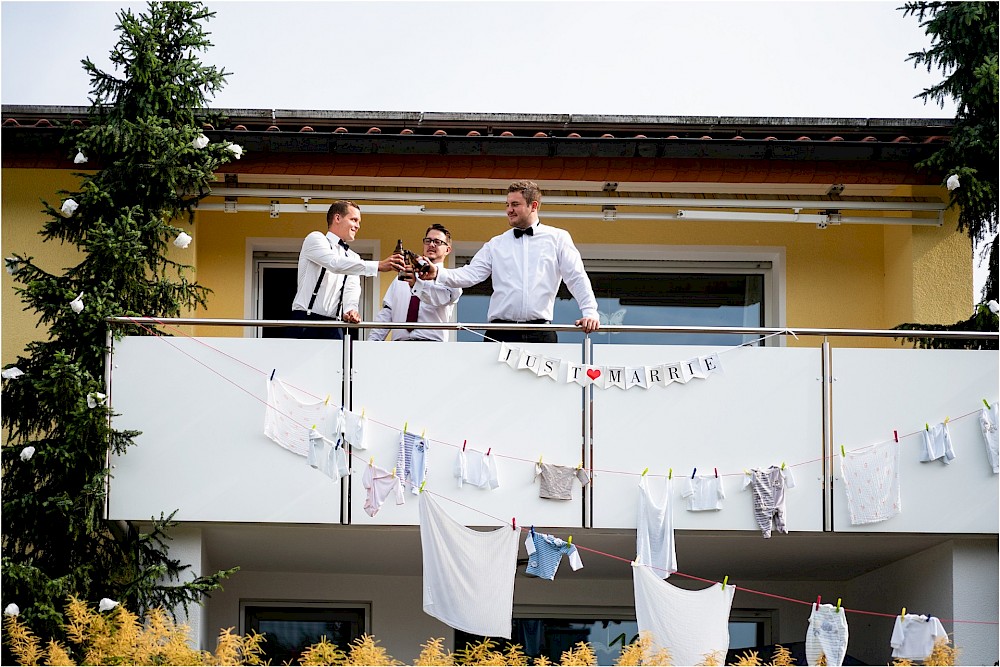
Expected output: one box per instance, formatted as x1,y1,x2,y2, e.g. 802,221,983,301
290,200,404,339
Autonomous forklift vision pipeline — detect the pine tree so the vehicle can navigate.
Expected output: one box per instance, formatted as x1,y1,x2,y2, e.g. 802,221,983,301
894,1,999,348
2,1,240,648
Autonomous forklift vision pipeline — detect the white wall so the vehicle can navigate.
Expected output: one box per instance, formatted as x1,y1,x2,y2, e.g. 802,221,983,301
951,539,999,666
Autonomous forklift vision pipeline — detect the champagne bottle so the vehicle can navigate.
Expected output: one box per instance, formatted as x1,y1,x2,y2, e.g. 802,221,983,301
395,239,408,281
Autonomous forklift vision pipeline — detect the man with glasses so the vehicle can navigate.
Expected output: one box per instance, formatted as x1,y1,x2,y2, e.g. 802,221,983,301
368,224,462,342
418,181,599,343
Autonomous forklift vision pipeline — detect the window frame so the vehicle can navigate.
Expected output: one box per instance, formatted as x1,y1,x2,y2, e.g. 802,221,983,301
239,599,371,663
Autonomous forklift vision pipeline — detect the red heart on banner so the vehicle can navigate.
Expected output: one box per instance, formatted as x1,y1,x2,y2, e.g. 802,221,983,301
586,368,602,380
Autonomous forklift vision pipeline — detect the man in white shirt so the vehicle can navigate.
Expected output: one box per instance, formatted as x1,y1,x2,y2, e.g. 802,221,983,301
418,181,600,343
368,224,462,342
290,200,404,339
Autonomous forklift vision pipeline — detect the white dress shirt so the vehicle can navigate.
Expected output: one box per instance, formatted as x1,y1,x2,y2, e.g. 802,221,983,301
292,231,378,317
434,222,598,322
368,263,461,341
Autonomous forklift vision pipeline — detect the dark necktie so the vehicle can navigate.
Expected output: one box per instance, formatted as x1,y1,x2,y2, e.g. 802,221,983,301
513,226,534,239
405,294,421,332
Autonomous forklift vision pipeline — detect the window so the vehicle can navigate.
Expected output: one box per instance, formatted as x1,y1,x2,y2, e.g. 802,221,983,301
242,602,368,665
453,256,772,346
455,607,774,664
252,250,375,339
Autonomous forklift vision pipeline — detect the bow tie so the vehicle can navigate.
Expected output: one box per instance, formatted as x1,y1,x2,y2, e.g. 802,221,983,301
338,239,351,251
513,226,534,239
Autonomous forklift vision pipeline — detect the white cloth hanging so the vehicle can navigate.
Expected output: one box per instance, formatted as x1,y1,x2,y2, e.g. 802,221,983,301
980,401,999,474
805,603,849,666
418,492,519,638
840,441,901,525
263,378,339,457
454,448,500,489
636,476,676,578
632,562,734,666
890,614,948,659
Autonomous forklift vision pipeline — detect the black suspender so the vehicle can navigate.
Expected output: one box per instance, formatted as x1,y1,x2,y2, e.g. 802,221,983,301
306,236,347,317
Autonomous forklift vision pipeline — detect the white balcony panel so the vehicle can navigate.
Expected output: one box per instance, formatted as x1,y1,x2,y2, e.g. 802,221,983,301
350,341,586,527
591,345,825,531
831,348,998,533
109,337,346,523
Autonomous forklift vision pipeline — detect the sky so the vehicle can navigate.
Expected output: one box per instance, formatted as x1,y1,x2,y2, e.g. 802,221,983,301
1,0,958,118
1,0,988,299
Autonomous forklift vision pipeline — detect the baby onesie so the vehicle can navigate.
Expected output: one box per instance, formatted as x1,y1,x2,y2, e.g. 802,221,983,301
324,439,350,481
361,462,404,517
307,427,326,469
396,430,429,495
681,475,726,511
805,603,849,666
743,466,795,538
890,614,948,659
454,448,500,489
344,410,369,450
534,462,590,500
524,530,583,580
980,401,998,473
920,421,955,464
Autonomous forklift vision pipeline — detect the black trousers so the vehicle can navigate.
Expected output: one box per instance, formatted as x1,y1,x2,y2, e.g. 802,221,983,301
484,319,557,344
288,310,346,340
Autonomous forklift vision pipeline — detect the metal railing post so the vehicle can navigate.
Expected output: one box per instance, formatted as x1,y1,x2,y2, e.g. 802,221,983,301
341,337,353,525
583,334,593,529
821,337,834,531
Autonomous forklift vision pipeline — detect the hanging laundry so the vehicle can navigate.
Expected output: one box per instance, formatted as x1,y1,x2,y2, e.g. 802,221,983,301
263,378,338,457
840,441,900,526
418,492,519,639
344,410,369,450
534,462,589,500
890,614,948,660
979,401,998,474
324,440,350,481
454,448,500,490
307,427,326,469
396,430,429,496
805,603,849,666
524,530,583,580
743,466,796,538
632,562,734,666
361,462,404,517
681,474,726,511
636,476,676,578
920,421,955,464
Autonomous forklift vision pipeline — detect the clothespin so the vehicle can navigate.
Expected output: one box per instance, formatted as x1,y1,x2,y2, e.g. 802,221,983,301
642,467,649,477
270,369,276,381
926,615,932,623
780,461,786,470
324,395,330,405
721,575,729,590
576,461,583,470
538,455,543,464
418,480,426,493
816,595,822,609
925,423,929,431
335,437,342,449
835,598,842,612
893,430,898,443
840,445,846,457
901,607,906,618
691,467,697,479
668,468,673,480
985,399,992,408
421,428,426,438
512,517,516,531
369,456,374,465
311,424,317,430
404,421,408,433
567,535,572,545
944,416,950,424
361,407,366,418
530,525,535,537
391,467,396,476
486,447,491,456
462,439,467,452
714,467,719,478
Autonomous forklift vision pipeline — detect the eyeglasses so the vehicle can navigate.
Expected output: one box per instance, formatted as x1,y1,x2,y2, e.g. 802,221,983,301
423,238,450,247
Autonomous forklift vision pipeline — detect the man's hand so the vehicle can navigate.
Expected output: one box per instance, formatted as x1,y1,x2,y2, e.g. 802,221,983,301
377,253,405,273
343,310,361,323
416,259,438,280
575,317,600,334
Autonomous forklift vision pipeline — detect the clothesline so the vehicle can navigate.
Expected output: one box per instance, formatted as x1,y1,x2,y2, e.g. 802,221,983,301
119,317,997,626
131,317,984,481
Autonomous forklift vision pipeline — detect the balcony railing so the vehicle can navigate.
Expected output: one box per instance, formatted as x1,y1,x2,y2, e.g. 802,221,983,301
105,318,998,535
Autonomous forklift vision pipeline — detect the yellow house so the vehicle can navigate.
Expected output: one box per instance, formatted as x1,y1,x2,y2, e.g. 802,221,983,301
2,107,996,666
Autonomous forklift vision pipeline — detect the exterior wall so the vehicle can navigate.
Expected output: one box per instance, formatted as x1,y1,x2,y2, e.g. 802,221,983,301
951,539,1000,667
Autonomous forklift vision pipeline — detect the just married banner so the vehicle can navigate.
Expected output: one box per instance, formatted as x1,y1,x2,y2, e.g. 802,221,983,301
497,343,722,390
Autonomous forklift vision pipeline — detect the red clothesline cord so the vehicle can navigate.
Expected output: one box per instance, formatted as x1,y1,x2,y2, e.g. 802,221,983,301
119,319,998,626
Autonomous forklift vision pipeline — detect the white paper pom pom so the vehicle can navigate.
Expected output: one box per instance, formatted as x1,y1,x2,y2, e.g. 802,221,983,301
4,603,19,616
60,199,79,217
20,446,35,461
99,598,119,612
173,232,193,249
70,293,84,314
946,174,960,191
225,143,243,159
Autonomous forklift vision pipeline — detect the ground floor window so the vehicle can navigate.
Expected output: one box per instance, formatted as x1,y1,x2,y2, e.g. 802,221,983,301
454,258,771,346
243,603,368,665
455,609,773,664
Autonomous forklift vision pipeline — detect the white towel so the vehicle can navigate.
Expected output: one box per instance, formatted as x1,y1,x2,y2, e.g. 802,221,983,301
419,493,519,638
263,378,338,457
632,562,734,666
636,476,677,578
840,441,901,525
